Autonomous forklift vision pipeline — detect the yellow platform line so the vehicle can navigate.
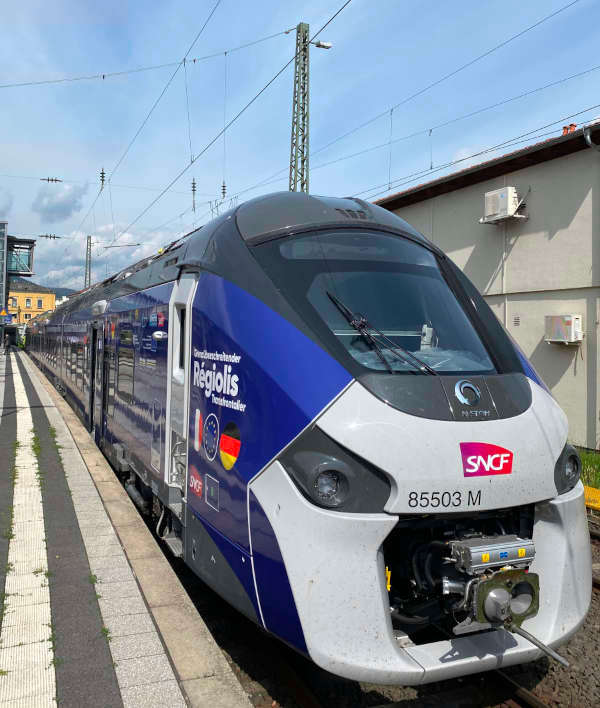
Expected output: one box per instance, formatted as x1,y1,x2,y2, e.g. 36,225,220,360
584,485,600,511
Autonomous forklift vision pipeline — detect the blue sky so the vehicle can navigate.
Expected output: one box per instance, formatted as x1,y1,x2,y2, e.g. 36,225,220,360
1,0,599,289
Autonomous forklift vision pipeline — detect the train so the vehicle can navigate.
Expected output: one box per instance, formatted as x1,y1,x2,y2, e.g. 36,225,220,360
27,191,592,685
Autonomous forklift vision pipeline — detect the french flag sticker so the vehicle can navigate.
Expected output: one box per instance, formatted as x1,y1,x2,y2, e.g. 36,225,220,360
194,409,203,452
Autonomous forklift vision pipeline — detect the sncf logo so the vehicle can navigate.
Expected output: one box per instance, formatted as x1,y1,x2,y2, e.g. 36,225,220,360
460,442,513,477
189,465,203,497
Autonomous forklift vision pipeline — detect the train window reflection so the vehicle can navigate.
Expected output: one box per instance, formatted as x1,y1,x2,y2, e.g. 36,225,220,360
256,230,495,375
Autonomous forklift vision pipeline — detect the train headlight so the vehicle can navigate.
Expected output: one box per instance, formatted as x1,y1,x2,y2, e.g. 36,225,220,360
315,470,339,501
280,426,391,513
554,443,581,495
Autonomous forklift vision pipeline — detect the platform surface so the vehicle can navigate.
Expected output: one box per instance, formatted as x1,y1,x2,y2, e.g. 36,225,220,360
0,351,251,708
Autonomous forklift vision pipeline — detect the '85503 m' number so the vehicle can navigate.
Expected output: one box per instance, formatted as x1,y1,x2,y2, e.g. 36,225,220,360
407,490,482,509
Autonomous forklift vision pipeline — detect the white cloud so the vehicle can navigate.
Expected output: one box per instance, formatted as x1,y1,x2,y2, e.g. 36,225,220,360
0,188,13,218
32,183,89,224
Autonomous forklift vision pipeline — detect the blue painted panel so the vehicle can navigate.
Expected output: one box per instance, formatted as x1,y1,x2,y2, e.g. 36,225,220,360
190,510,261,621
187,272,352,552
103,283,172,476
249,490,307,653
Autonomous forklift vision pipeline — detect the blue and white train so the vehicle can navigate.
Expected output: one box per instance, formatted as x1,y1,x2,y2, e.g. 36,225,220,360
28,192,592,685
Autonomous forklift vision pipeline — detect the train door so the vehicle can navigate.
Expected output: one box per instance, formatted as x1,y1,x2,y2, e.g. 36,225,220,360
89,326,98,433
164,273,197,515
93,323,105,445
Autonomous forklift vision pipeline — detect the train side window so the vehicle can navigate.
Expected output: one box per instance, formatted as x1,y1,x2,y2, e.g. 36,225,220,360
107,347,116,417
78,343,84,390
173,306,186,381
117,325,135,403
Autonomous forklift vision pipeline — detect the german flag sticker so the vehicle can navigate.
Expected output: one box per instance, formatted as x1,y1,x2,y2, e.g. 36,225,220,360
219,422,241,470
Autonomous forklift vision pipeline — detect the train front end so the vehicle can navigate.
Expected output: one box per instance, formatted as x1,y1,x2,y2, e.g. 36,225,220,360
242,194,591,685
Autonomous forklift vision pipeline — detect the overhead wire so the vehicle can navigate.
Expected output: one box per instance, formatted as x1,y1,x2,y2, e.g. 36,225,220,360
111,0,355,244
76,0,221,246
216,58,600,204
107,0,222,182
311,0,583,159
0,26,296,90
183,59,194,163
356,102,600,201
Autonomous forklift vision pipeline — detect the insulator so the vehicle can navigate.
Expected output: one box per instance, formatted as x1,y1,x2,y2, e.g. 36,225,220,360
221,181,226,199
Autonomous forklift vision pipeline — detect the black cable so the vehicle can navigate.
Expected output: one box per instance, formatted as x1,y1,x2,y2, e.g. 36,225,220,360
113,0,355,244
0,27,295,90
312,0,583,159
205,58,600,212
108,0,222,182
356,102,600,200
310,61,600,174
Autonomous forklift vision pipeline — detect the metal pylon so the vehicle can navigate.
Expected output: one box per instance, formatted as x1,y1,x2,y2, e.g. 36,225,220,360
84,235,92,289
289,22,310,193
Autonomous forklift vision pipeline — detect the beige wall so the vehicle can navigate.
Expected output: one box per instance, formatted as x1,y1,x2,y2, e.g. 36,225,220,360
392,148,600,448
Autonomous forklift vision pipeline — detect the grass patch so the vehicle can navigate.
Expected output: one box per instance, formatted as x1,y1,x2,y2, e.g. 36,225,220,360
101,626,111,642
578,448,600,489
32,432,46,489
88,573,98,585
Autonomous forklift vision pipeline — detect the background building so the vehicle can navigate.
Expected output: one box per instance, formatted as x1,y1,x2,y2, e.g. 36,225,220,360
377,122,600,449
8,278,55,324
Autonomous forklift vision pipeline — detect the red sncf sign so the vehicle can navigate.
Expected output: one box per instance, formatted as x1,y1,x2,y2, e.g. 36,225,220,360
460,442,513,477
189,465,203,497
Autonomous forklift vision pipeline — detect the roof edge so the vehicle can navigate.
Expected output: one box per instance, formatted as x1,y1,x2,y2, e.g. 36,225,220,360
375,123,600,211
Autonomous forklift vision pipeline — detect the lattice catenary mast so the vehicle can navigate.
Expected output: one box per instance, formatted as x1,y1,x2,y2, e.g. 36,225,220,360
289,22,310,193
84,235,92,289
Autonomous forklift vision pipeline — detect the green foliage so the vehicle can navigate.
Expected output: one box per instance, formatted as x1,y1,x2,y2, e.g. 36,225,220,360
578,448,600,489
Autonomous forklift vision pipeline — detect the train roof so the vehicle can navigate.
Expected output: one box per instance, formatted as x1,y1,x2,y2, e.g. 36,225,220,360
44,192,430,322
233,191,428,245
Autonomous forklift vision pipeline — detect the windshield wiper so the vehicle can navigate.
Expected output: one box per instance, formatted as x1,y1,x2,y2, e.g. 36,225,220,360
326,291,393,373
326,291,438,376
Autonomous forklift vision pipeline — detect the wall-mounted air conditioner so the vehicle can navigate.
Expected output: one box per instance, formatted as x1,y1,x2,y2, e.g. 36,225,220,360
479,186,527,224
544,315,584,345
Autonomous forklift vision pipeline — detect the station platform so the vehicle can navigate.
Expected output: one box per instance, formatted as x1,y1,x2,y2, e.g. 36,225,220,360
0,351,251,708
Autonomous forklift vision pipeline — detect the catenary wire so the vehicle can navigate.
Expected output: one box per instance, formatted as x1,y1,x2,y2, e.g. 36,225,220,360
110,0,355,245
108,0,222,182
356,102,600,200
215,59,600,206
0,27,296,90
311,0,583,159
75,0,221,240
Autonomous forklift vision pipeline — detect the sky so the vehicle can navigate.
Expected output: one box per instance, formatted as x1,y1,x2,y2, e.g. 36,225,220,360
1,0,599,290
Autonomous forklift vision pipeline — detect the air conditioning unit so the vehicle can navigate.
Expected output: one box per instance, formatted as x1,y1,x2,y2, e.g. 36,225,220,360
544,315,583,345
480,186,521,224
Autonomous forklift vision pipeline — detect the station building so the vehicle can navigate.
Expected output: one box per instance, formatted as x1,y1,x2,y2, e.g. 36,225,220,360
8,278,56,324
377,122,600,449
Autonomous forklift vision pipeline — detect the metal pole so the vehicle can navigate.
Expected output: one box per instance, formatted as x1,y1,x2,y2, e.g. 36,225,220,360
85,235,92,289
289,22,310,193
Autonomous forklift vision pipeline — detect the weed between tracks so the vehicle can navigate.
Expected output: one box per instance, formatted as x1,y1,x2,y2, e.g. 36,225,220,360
579,448,600,489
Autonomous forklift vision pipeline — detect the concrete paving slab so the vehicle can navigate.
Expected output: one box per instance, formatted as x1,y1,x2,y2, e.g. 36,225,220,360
104,612,156,638
114,525,164,560
94,580,142,602
98,594,148,618
182,676,253,708
127,555,187,608
115,653,175,689
109,631,165,662
120,680,187,708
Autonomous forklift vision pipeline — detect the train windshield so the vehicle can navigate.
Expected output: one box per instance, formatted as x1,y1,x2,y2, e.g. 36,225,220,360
254,230,495,375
